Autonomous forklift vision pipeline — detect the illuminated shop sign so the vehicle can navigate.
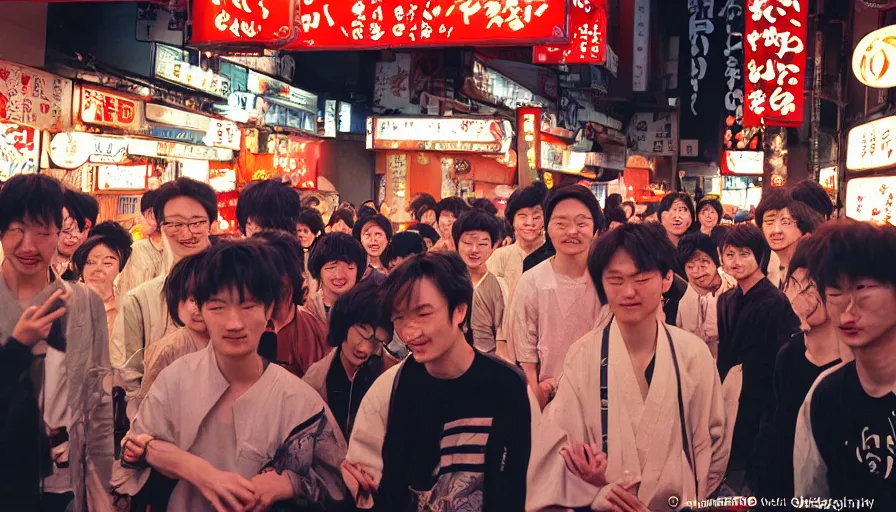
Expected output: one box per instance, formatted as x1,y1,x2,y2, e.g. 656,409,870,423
721,150,764,175
0,122,38,179
155,44,231,98
81,87,141,130
853,26,896,89
189,0,295,47
367,117,512,154
846,175,896,226
846,115,896,172
96,164,150,191
0,60,72,131
533,0,606,65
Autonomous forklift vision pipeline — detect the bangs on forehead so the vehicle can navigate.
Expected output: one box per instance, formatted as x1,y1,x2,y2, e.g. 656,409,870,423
389,278,424,317
192,240,281,308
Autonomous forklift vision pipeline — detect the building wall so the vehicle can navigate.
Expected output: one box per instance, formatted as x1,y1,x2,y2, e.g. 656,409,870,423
318,139,375,207
0,3,47,68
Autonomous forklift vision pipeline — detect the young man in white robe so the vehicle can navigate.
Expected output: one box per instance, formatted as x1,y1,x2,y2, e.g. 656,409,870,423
114,240,348,511
546,223,729,510
507,185,605,409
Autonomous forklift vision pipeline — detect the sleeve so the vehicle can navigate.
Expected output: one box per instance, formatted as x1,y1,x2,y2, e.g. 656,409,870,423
508,276,540,366
749,344,788,496
268,407,350,508
793,384,830,498
687,340,730,498
117,251,151,298
0,336,35,375
471,285,497,353
486,248,506,280
85,290,115,503
113,291,147,393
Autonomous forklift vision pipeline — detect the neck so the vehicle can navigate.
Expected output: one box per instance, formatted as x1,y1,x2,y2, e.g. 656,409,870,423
1,260,50,303
339,347,360,381
668,232,681,247
853,326,896,397
517,236,543,255
188,327,210,348
803,321,841,366
425,332,476,379
96,282,115,302
149,231,163,249
272,298,296,329
617,316,659,356
215,350,264,385
775,245,797,273
692,273,723,296
469,266,487,284
700,226,713,236
52,253,70,270
551,252,587,278
322,288,338,308
738,268,765,294
368,255,382,270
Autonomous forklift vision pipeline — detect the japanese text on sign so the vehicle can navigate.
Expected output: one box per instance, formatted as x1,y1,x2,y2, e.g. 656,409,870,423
286,0,567,50
155,44,231,98
0,122,38,180
205,119,242,150
533,0,607,65
81,87,140,129
743,0,807,127
846,115,896,172
190,0,295,46
632,0,650,91
627,112,676,156
686,0,714,117
0,61,72,132
370,116,512,154
719,0,744,121
846,176,896,227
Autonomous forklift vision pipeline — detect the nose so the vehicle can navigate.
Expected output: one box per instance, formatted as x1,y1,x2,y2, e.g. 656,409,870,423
620,279,637,298
224,309,245,331
398,323,422,342
19,232,38,252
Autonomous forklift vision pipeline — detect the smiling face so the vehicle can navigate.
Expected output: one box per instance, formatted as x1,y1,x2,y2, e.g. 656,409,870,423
547,199,594,258
57,207,83,258
321,260,358,302
391,277,467,365
825,277,896,350
721,244,761,282
161,196,211,259
361,223,387,258
201,286,272,359
761,207,802,252
661,199,693,238
602,248,671,326
783,268,827,332
457,230,495,274
438,211,457,240
684,249,719,291
296,223,316,248
1,218,59,277
177,297,208,334
342,323,390,368
513,205,545,245
82,243,120,293
698,204,719,232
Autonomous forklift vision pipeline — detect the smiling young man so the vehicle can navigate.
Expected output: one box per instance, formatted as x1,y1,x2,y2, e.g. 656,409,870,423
507,185,605,409
755,189,823,288
657,192,696,248
716,224,801,495
114,240,348,511
487,182,547,303
546,223,728,511
306,233,368,324
0,174,113,511
118,189,165,296
452,209,508,357
794,221,896,509
112,178,216,385
353,214,393,274
52,190,99,280
676,232,736,359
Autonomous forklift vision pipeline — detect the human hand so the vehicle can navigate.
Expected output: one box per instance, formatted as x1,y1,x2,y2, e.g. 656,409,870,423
341,461,377,499
195,468,258,512
535,378,556,410
121,433,153,465
248,470,294,512
560,443,608,487
12,289,67,347
593,481,648,512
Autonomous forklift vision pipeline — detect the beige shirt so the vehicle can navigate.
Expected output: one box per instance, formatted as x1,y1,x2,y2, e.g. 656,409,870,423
131,327,206,415
470,272,508,353
676,270,736,360
486,243,528,304
117,238,165,297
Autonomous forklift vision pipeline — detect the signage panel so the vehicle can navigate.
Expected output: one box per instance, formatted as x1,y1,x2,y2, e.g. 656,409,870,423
846,175,896,226
533,0,606,65
0,60,72,131
128,139,234,161
205,118,242,150
96,164,150,191
155,44,231,98
852,26,896,89
189,0,295,46
0,122,39,179
370,117,512,154
721,150,764,175
145,103,211,132
846,115,896,172
81,87,141,130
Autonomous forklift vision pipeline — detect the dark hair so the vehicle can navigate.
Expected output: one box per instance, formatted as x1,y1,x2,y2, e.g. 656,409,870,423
606,207,627,225
252,230,306,305
0,174,65,232
785,234,823,284
710,224,732,248
657,192,696,227
381,251,473,344
696,198,723,222
545,185,605,234
140,189,161,215
382,231,428,268
307,233,367,283
353,214,393,241
588,223,677,303
297,207,325,238
754,188,792,226
327,208,355,229
677,232,720,268
361,199,376,209
807,220,896,299
153,177,217,223
192,239,282,309
435,196,470,222
410,193,437,221
451,209,501,247
721,224,771,276
164,252,206,327
505,182,548,225
605,193,623,212
756,190,823,236
327,279,393,348
471,198,498,216
64,189,99,231
622,201,636,218
72,222,134,277
236,180,302,235
790,179,834,220
357,205,378,219
406,223,440,244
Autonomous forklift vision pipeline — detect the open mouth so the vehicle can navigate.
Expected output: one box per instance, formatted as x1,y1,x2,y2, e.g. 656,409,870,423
179,239,200,249
331,279,348,288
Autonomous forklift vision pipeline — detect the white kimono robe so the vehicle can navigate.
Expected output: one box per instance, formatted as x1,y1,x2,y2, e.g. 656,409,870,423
112,344,348,508
545,319,730,510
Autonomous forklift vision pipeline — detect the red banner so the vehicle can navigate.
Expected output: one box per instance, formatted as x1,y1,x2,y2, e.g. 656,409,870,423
189,0,296,47
743,0,808,127
532,0,606,65
284,0,567,51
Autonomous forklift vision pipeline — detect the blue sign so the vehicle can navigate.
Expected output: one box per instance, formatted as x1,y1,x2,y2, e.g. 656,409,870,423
147,126,206,145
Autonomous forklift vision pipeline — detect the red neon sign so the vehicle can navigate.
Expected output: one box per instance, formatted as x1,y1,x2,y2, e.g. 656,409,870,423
533,0,607,65
189,0,296,47
285,0,568,51
743,0,808,127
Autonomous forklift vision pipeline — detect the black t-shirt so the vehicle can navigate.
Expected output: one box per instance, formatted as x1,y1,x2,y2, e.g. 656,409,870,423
752,334,840,500
809,362,896,508
378,351,531,511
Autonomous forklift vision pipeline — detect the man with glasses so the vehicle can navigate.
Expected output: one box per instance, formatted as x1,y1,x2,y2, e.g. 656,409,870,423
751,235,841,505
52,190,98,280
755,189,823,288
111,178,216,396
796,221,896,509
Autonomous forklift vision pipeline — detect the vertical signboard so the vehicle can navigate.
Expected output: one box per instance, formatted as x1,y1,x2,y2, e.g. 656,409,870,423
532,0,607,65
0,122,39,179
632,0,651,91
743,0,808,127
517,106,542,186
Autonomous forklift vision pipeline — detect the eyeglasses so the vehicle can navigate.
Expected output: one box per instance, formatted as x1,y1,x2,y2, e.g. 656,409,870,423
353,324,390,345
161,219,210,234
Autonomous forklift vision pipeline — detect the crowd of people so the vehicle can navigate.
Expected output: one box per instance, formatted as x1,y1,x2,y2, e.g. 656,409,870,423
0,173,893,511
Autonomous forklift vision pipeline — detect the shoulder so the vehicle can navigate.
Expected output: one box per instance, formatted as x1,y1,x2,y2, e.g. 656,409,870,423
811,362,855,399
152,345,208,387
518,259,554,289
267,362,330,409
65,281,104,310
128,274,166,302
565,327,605,367
667,324,714,362
145,328,191,365
303,349,337,389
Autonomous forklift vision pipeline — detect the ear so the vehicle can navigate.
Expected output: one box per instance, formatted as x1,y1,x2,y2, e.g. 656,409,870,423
264,302,275,321
452,302,469,328
662,270,674,294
